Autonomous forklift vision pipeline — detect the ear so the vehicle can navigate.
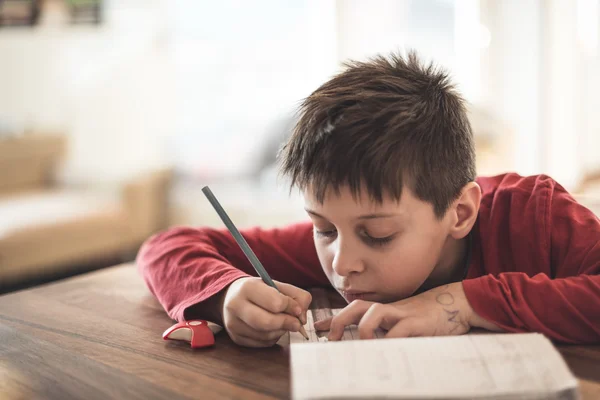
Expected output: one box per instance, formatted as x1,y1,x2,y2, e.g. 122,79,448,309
448,182,481,240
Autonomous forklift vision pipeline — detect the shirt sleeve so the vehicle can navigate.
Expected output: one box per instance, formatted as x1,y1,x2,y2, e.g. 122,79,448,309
136,222,328,322
463,185,600,344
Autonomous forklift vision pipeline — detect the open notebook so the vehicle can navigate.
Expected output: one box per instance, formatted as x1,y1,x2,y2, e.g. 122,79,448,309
290,332,579,400
286,291,580,400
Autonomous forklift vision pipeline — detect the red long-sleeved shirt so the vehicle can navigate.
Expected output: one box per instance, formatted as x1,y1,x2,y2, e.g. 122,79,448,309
137,173,600,344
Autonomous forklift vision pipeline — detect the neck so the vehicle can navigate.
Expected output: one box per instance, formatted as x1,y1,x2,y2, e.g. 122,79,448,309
421,235,469,291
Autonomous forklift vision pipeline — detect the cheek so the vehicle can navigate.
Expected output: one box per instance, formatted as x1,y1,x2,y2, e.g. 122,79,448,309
396,233,444,268
314,240,334,275
377,235,444,288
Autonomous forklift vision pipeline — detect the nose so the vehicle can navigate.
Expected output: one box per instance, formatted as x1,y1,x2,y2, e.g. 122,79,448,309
331,238,365,277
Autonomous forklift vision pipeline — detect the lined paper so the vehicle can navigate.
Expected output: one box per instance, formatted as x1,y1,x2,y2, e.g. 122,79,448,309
290,333,579,400
279,288,385,345
283,308,385,345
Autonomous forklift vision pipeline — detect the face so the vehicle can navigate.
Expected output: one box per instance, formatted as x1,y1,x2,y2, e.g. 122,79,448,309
304,185,460,304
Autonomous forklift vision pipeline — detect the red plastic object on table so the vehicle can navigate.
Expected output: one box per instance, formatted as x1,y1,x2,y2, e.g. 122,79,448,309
162,320,217,348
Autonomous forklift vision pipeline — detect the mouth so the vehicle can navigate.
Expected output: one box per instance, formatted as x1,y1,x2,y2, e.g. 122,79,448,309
338,290,375,302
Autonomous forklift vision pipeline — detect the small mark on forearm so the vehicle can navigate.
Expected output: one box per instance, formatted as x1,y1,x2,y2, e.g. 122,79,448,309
445,309,460,324
436,292,455,305
445,309,467,333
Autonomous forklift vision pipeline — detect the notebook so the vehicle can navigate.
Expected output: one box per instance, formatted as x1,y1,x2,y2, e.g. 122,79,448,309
287,290,579,400
290,331,579,399
279,307,384,345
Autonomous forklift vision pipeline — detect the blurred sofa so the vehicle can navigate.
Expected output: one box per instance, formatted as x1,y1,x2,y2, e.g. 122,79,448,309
0,134,172,289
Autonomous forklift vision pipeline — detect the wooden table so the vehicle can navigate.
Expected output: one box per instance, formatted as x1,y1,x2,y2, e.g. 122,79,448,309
1,264,599,399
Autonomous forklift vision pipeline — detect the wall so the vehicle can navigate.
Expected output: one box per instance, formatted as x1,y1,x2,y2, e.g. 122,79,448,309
0,0,174,184
1,0,598,192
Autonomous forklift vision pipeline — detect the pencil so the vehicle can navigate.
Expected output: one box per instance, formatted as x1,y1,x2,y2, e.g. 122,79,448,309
201,186,309,341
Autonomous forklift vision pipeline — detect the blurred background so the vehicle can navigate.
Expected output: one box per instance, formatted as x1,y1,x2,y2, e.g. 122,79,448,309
1,0,599,292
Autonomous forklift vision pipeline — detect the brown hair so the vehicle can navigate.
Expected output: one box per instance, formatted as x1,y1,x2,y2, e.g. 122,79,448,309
278,50,476,218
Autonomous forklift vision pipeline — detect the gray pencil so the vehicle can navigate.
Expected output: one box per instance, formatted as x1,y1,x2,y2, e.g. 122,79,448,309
201,186,309,340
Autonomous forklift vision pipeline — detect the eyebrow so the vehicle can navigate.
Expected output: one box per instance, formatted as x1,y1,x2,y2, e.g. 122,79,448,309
304,208,401,220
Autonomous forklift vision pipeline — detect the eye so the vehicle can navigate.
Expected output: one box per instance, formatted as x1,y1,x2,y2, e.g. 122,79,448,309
362,232,395,247
314,228,337,239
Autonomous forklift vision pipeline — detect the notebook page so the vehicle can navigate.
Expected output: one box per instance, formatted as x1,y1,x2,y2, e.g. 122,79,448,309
290,333,579,399
280,309,385,345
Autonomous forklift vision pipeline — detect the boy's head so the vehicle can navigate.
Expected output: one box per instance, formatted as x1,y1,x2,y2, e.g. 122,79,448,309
279,51,481,303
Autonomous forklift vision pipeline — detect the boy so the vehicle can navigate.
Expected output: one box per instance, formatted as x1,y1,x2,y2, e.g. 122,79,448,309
137,51,600,347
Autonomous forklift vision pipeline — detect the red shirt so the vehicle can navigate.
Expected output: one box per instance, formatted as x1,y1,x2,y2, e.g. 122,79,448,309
137,174,600,344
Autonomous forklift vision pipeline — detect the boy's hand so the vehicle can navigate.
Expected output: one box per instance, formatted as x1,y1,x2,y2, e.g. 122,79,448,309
221,277,312,347
314,282,500,340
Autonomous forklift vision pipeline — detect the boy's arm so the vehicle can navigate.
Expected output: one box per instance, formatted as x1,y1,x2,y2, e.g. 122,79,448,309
463,190,600,344
136,222,328,323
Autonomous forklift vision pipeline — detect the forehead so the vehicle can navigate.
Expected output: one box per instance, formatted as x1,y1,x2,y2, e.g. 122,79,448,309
302,184,418,215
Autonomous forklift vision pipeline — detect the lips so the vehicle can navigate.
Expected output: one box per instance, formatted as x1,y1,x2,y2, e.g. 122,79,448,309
338,290,374,302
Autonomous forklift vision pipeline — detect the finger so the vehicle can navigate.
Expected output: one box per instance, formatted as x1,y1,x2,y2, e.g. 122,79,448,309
245,282,303,318
313,317,332,331
328,300,374,341
228,315,288,342
231,332,283,348
385,319,421,338
237,302,302,332
357,303,405,340
276,282,312,324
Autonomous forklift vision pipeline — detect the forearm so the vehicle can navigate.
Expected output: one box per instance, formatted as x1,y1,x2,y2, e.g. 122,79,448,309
436,282,503,333
137,223,326,322
467,304,504,332
136,226,251,321
183,287,228,326
463,273,600,343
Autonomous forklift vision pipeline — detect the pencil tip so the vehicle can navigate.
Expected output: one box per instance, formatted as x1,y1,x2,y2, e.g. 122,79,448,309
298,326,309,341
